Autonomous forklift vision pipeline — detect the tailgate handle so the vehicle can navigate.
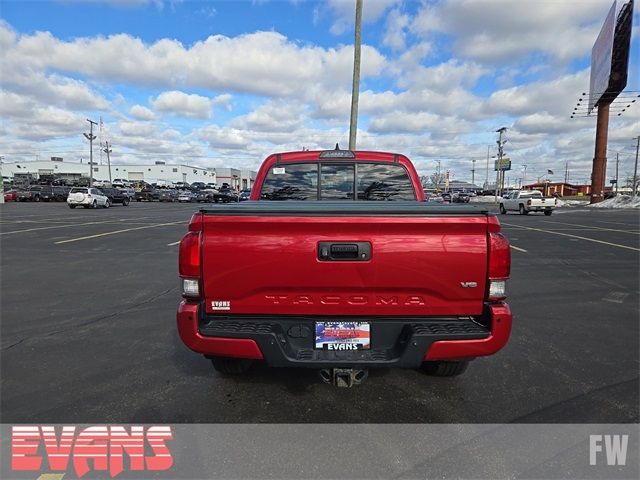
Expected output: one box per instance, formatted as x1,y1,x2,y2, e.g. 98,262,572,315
318,242,371,261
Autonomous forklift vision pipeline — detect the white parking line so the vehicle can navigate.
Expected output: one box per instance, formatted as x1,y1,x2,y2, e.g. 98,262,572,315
510,245,528,253
501,223,640,252
54,221,184,244
1,221,108,235
167,240,181,246
542,220,640,235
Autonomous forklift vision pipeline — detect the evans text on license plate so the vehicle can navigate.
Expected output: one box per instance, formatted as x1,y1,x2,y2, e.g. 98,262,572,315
315,322,370,350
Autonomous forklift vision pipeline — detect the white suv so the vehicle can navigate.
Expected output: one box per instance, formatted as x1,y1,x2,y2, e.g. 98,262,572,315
67,187,110,209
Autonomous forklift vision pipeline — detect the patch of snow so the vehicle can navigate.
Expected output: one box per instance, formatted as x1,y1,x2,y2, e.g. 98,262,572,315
555,198,589,207
587,195,640,209
470,196,501,204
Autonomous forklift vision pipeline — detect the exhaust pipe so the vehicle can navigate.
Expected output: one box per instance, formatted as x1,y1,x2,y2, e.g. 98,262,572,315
318,368,368,387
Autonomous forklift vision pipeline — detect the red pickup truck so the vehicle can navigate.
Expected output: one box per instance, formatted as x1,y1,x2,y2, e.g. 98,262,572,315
177,149,511,387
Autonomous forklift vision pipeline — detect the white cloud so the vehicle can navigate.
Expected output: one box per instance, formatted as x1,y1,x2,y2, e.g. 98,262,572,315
212,94,233,112
382,8,410,50
229,100,306,133
151,91,213,119
323,0,401,35
130,104,156,120
1,25,386,99
411,0,614,64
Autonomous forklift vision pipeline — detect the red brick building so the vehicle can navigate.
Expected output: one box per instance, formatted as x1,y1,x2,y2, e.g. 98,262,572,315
523,182,593,197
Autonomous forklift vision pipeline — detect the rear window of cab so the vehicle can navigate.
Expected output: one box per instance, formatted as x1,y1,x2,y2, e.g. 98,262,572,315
260,162,416,201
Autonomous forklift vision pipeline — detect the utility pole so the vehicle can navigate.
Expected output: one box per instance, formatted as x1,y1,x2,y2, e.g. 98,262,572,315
485,145,490,188
633,136,639,197
614,152,619,194
495,127,507,202
564,161,569,184
103,141,113,184
348,0,363,150
471,159,476,186
84,118,97,187
0,156,4,204
522,164,527,187
436,159,441,191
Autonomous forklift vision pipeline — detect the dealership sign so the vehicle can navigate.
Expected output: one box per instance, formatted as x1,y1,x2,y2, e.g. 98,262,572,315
494,157,511,171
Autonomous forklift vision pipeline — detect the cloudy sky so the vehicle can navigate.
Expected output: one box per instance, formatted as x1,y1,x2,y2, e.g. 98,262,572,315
0,0,638,185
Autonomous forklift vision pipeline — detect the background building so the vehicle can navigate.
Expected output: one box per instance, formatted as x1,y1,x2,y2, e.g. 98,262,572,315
1,158,258,188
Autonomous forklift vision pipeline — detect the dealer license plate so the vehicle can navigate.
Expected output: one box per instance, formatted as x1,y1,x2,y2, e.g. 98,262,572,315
315,322,370,350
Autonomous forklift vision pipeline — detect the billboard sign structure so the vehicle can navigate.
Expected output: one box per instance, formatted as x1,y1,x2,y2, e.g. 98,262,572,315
589,1,617,112
589,0,635,113
494,157,511,171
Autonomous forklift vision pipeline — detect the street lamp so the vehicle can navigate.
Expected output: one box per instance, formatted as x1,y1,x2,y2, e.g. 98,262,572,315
83,119,97,187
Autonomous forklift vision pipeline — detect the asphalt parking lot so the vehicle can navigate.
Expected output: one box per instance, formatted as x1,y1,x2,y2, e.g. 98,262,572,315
1,201,638,423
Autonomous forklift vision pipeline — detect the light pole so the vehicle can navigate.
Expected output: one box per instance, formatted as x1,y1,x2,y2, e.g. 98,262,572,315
0,155,4,204
84,119,97,187
348,0,363,150
495,127,507,202
471,159,476,186
633,136,639,197
485,145,490,188
103,141,113,184
522,164,527,187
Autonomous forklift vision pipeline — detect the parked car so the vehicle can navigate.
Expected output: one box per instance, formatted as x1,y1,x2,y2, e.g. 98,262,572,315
205,183,218,190
52,186,71,202
4,190,18,202
196,190,214,202
135,188,160,202
178,191,197,203
213,186,239,203
37,185,57,202
190,182,207,191
175,181,191,190
177,148,512,385
452,191,470,203
159,189,179,202
440,191,452,203
67,187,111,208
111,179,126,188
16,189,33,202
239,189,251,201
500,190,556,215
93,180,111,188
98,187,131,206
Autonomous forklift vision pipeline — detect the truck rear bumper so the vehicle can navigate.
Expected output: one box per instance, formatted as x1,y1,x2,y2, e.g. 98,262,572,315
177,301,512,368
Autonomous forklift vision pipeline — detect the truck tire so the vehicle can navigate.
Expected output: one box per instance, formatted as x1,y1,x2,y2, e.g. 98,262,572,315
499,204,506,214
210,357,254,374
104,199,111,208
122,198,130,206
69,204,76,209
421,360,469,377
519,204,528,215
92,200,98,209
544,210,552,216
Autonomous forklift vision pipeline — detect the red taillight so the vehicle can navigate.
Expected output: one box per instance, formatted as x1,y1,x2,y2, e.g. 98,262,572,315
179,231,201,278
489,232,510,279
487,232,510,302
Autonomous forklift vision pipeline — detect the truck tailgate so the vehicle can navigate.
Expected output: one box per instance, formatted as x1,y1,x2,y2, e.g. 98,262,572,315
200,203,490,317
